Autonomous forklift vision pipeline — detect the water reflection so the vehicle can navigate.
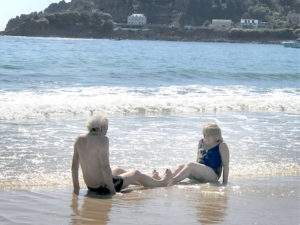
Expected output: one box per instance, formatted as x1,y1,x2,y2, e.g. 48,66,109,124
70,192,113,225
69,185,228,225
195,186,228,225
178,183,229,225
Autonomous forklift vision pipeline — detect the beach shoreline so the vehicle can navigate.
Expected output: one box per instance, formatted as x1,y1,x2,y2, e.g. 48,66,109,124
0,175,298,225
0,33,288,45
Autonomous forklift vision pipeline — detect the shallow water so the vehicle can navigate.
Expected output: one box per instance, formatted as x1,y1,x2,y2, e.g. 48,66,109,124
0,176,298,225
0,114,299,189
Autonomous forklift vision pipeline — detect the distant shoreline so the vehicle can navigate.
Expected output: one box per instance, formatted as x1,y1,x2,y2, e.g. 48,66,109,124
1,20,297,45
2,0,298,47
0,32,287,45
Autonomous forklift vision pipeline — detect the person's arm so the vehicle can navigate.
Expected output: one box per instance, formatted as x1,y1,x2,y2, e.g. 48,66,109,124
197,139,203,161
99,137,116,195
219,142,230,185
72,143,80,195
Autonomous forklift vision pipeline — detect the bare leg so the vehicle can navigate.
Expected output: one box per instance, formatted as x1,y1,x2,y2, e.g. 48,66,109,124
171,164,185,178
171,162,218,184
112,166,128,176
112,166,141,185
120,169,172,189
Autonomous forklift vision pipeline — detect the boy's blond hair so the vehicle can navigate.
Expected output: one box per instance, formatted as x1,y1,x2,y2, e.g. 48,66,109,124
86,115,108,135
203,122,223,143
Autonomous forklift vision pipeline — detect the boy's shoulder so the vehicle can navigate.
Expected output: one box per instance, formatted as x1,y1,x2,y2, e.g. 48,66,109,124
74,133,89,144
76,133,88,140
76,133,109,142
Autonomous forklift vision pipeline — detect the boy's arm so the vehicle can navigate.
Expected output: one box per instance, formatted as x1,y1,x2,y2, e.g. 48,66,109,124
99,137,116,195
219,143,230,185
72,143,80,194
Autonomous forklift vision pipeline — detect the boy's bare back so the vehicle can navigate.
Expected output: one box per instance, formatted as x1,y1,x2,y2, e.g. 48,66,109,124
72,115,115,194
74,133,109,188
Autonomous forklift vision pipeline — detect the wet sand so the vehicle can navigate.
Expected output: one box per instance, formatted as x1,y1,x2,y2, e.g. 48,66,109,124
0,176,298,225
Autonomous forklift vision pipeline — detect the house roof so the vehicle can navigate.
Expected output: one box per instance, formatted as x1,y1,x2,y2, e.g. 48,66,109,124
129,14,146,17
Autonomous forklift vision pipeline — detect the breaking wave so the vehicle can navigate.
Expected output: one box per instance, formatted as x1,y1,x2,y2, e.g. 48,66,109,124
0,85,299,120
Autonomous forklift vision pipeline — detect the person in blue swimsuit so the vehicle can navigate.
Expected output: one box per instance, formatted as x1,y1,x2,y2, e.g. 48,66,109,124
153,122,229,185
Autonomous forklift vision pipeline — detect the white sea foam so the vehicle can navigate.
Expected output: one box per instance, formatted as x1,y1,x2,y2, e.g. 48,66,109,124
0,113,299,189
0,85,299,120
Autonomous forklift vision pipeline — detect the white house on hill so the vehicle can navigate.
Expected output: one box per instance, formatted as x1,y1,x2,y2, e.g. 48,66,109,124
127,14,147,25
287,13,300,25
240,19,259,29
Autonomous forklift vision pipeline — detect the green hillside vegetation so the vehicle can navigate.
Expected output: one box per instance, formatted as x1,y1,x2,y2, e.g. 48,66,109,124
3,0,300,41
5,11,113,37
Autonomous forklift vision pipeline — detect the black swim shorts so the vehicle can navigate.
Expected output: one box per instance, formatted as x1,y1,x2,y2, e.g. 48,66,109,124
88,176,123,194
112,176,123,192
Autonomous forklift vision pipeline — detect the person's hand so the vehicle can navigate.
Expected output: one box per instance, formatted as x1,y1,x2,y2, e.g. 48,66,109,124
73,187,80,195
211,182,226,187
217,182,228,187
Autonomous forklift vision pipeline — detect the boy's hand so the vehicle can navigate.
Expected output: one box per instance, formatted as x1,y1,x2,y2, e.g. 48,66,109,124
73,187,80,195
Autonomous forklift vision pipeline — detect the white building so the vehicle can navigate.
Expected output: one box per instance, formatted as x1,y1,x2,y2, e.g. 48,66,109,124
240,19,259,29
287,13,300,25
210,19,232,30
127,14,147,25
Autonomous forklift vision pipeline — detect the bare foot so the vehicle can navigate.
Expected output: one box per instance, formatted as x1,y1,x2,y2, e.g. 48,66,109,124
152,169,162,180
161,169,173,186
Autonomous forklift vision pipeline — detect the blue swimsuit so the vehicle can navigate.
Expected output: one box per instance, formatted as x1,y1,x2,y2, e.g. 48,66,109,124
197,142,222,177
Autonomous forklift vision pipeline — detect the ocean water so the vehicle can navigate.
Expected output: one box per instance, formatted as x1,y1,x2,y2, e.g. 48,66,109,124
0,36,299,224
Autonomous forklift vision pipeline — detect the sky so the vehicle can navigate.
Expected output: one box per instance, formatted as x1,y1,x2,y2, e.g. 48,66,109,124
0,0,71,31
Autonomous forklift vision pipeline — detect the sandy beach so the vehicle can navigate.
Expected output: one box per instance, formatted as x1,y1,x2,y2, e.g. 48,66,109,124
0,176,298,225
